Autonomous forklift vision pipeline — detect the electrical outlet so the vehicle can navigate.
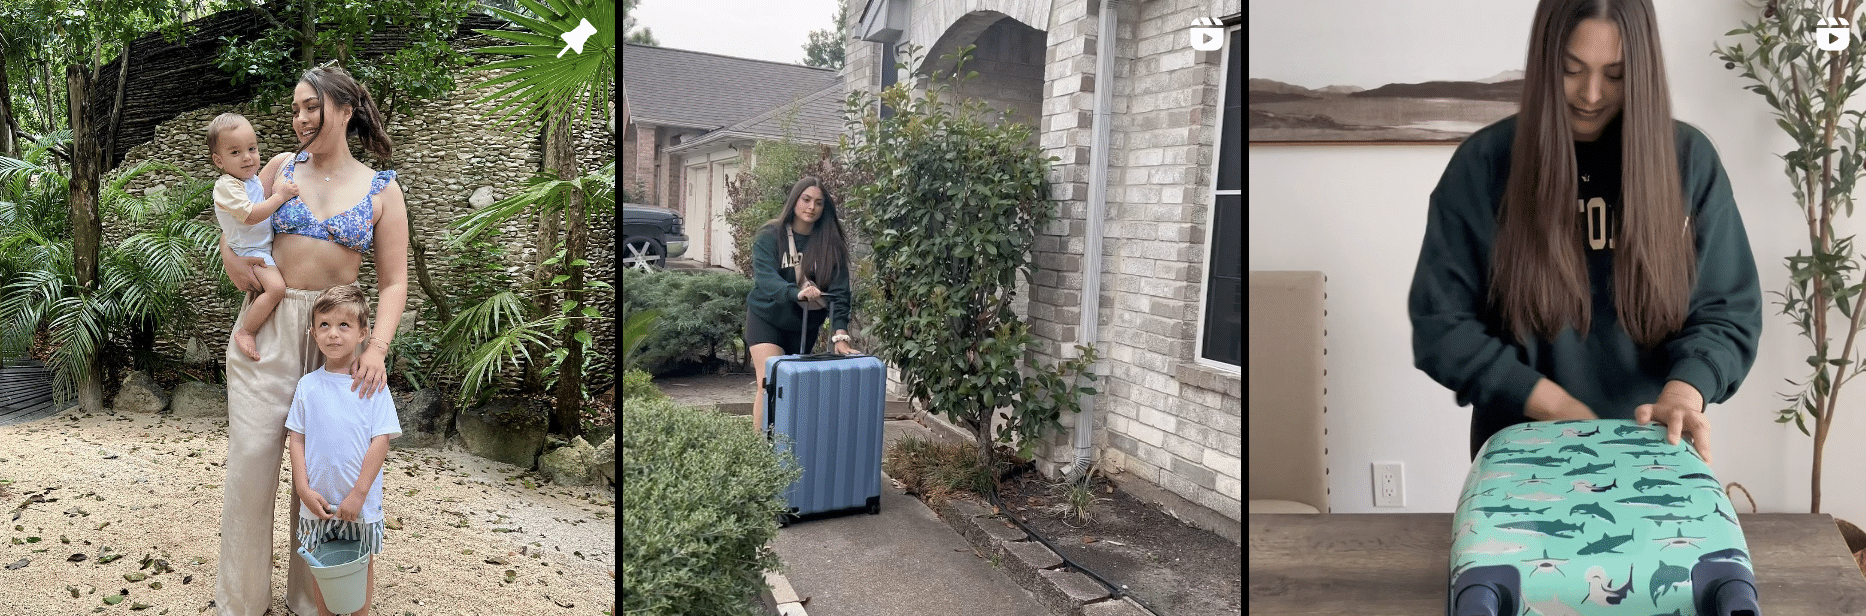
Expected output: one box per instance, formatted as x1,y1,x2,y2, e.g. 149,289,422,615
1374,462,1405,507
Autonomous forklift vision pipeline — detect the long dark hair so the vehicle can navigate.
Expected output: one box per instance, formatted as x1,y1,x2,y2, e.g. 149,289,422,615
763,176,849,287
1490,0,1694,348
298,64,394,160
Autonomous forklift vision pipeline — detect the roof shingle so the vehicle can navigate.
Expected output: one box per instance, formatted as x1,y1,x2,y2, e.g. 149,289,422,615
621,43,839,131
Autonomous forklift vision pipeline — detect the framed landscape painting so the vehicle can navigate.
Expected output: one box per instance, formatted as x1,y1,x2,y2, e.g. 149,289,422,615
1248,1,1538,145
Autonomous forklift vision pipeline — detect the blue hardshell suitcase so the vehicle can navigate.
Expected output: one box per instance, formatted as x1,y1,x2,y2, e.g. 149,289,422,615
764,352,886,524
1447,419,1760,616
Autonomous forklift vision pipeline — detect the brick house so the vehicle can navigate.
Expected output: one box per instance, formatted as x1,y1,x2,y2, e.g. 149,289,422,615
620,44,845,270
841,0,1243,534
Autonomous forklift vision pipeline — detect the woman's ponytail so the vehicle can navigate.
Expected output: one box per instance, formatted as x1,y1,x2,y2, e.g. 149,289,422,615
300,65,394,161
348,89,394,161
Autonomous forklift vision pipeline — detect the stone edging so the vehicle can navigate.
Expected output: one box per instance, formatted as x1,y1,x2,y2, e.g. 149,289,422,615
925,495,1154,616
762,568,809,616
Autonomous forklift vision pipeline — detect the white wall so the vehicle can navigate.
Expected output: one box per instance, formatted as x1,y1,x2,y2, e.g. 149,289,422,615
1249,0,1866,524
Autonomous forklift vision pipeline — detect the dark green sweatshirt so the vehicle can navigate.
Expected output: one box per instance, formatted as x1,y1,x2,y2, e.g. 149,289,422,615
1408,114,1763,457
748,222,851,332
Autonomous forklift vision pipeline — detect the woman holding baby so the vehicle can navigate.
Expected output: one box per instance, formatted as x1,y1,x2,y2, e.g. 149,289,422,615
211,64,408,616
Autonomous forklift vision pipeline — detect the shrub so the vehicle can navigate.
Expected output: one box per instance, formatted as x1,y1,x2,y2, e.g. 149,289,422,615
621,397,799,616
840,43,1099,463
883,435,997,507
620,367,665,404
621,268,753,375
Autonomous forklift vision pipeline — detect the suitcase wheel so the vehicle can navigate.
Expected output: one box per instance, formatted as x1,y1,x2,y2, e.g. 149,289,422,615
866,495,880,515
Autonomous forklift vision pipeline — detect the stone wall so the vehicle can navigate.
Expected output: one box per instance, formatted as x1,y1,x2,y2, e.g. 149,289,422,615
105,62,618,390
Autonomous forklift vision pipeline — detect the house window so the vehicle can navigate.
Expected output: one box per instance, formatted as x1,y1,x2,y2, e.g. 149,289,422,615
1197,25,1241,369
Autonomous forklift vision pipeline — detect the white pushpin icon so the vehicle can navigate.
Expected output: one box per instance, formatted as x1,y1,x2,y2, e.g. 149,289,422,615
559,18,597,57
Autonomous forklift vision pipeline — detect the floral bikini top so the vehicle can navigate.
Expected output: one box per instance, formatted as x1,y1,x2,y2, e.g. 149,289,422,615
272,151,396,253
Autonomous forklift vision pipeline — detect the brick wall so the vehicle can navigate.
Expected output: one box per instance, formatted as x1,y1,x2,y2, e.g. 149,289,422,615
624,122,657,203
1026,0,1241,525
840,0,1241,526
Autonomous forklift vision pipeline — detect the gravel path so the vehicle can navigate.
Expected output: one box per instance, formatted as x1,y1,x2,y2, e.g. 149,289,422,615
0,406,614,615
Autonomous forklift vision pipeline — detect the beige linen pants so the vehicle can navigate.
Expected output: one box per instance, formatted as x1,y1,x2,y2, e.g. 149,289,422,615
215,287,330,616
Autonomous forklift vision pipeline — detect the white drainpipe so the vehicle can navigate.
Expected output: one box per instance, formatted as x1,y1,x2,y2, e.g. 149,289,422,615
1061,0,1118,481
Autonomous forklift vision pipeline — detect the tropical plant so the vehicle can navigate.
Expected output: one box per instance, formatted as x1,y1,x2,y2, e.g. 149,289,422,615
839,43,1099,467
1714,0,1866,514
389,231,514,392
440,163,615,404
438,0,613,439
36,0,196,411
214,0,476,121
0,153,217,404
622,308,661,370
0,129,76,285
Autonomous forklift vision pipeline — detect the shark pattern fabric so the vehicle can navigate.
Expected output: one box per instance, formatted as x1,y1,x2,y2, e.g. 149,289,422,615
1448,420,1756,615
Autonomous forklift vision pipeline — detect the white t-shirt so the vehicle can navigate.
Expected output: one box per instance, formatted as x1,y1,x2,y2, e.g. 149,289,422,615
285,367,403,523
213,174,272,256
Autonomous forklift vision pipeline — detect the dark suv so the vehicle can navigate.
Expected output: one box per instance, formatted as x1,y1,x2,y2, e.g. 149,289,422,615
622,203,688,271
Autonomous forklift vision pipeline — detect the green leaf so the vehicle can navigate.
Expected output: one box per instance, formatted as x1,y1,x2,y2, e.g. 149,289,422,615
551,274,570,285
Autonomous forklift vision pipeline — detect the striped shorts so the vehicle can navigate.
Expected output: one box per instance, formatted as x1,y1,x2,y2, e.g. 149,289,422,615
296,516,385,556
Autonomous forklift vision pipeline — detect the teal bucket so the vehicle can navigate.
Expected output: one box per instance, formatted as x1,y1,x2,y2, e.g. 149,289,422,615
299,539,370,614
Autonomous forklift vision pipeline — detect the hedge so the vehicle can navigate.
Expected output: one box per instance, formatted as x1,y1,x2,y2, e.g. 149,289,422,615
621,397,799,615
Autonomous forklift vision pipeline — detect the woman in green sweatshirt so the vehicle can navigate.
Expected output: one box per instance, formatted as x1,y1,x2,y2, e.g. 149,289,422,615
746,176,861,431
1408,0,1762,462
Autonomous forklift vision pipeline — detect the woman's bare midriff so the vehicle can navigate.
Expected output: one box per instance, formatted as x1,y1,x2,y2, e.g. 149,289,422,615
273,233,363,290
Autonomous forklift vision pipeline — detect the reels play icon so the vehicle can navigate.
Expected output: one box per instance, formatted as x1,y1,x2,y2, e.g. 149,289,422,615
1190,17,1223,51
1817,16,1852,51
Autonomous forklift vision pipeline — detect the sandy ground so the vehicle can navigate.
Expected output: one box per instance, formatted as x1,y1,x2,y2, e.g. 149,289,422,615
0,406,615,615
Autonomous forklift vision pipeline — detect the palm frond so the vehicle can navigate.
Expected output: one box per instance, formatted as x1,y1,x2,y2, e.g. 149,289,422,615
456,317,555,402
469,0,614,134
435,290,533,365
449,173,573,246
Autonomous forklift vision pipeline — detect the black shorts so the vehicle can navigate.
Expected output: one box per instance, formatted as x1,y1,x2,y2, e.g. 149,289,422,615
745,307,829,356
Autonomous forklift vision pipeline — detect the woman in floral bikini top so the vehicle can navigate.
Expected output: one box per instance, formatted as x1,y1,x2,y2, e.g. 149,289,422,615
212,64,411,616
274,150,397,253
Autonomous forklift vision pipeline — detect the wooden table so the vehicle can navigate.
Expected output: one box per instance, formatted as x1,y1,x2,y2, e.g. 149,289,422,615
1250,513,1866,615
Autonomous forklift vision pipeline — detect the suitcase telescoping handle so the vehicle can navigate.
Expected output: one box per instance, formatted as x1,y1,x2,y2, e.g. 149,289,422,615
766,294,874,431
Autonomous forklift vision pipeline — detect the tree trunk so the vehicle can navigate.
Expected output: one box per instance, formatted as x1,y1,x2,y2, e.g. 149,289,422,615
525,119,563,396
407,206,451,323
549,111,585,440
301,2,315,68
1813,420,1829,513
0,51,18,158
66,63,102,413
105,41,129,168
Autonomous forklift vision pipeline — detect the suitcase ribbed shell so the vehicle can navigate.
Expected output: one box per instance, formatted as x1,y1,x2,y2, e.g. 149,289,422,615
765,354,886,522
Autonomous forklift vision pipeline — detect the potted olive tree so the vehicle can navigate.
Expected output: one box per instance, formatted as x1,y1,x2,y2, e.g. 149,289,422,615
1713,0,1866,563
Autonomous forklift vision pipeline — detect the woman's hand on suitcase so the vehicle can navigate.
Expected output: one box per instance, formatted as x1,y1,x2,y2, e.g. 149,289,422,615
1636,384,1712,464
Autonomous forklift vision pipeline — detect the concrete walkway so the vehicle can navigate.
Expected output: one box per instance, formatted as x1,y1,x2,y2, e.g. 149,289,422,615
766,419,1050,616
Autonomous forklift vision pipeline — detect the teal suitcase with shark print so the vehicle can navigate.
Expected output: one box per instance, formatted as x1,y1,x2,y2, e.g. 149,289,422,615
1447,419,1759,616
